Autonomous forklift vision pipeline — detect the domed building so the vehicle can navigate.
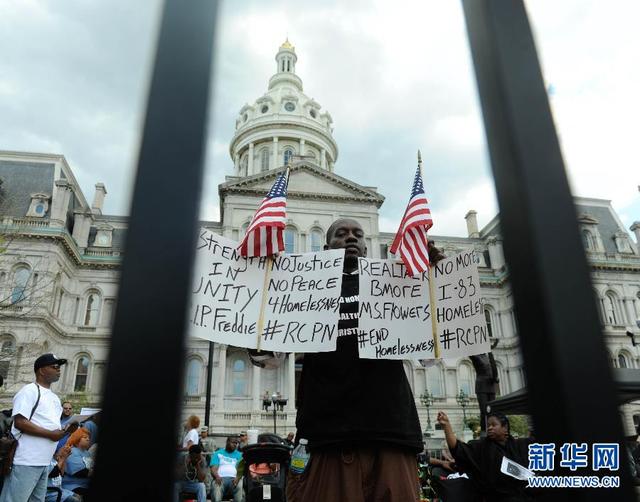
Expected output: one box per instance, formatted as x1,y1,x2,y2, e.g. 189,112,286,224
230,39,338,176
217,40,385,262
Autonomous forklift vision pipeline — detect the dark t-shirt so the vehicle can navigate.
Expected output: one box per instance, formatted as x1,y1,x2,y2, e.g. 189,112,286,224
295,273,423,452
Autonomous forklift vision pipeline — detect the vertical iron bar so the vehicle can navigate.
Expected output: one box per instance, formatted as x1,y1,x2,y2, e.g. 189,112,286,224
205,341,214,426
462,0,632,498
88,1,218,500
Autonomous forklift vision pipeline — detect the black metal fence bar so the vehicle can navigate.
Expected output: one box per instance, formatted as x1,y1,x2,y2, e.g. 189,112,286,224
462,0,632,498
88,1,218,500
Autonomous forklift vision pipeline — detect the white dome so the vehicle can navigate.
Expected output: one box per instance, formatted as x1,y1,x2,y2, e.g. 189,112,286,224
229,40,338,177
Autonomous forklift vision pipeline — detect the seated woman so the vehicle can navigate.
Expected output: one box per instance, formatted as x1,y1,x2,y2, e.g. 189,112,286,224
437,411,534,501
61,428,93,497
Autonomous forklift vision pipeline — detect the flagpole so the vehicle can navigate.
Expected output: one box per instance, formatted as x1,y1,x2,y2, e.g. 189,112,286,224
256,166,291,352
419,150,441,359
256,256,274,352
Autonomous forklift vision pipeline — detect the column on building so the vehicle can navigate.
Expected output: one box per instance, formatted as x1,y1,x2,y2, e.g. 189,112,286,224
252,364,262,411
272,137,279,170
624,298,636,326
487,237,505,270
234,153,240,174
320,148,326,169
508,367,520,391
498,310,510,338
248,143,255,175
216,344,228,410
299,139,305,156
287,354,296,411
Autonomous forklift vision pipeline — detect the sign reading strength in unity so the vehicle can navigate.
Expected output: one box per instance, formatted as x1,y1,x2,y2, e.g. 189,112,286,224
189,229,344,352
357,250,490,359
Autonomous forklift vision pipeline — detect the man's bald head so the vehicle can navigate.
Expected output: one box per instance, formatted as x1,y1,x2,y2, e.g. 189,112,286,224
324,218,367,272
326,218,362,245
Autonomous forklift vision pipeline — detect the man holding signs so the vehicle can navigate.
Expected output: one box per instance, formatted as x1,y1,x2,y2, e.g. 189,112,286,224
285,218,445,502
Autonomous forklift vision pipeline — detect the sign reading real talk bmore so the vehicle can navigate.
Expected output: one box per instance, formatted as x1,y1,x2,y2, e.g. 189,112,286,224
189,229,344,352
357,250,490,360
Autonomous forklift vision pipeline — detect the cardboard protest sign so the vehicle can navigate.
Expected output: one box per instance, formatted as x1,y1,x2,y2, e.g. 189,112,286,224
357,250,490,359
189,229,344,352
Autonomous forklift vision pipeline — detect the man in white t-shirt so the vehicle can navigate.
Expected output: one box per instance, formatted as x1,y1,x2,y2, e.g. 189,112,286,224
0,354,78,502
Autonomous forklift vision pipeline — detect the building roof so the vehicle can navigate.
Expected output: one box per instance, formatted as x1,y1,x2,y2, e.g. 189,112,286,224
0,160,55,218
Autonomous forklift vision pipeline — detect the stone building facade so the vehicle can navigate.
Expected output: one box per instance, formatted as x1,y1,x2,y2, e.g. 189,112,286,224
1,41,639,438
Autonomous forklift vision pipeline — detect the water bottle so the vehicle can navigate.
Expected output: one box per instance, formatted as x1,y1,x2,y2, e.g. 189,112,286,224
290,438,310,474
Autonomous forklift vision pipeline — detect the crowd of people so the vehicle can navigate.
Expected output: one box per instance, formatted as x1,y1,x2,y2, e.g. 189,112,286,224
174,415,295,502
0,354,99,502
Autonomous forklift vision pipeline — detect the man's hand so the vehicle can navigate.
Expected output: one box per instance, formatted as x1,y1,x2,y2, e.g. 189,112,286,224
59,446,72,459
232,478,239,487
428,240,445,264
436,411,450,427
48,429,68,441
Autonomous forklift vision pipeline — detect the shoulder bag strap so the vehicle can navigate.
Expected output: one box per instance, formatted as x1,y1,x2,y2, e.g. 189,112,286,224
15,384,42,440
28,384,41,421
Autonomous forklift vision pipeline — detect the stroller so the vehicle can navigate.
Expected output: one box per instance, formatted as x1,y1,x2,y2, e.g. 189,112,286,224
242,434,292,502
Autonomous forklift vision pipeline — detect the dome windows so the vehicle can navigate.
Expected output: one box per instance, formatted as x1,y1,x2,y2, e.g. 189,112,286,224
283,148,294,166
243,113,248,122
261,105,269,114
284,102,295,112
309,109,317,118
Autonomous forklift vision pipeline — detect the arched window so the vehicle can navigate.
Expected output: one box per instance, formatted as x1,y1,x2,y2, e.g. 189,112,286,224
232,358,247,396
74,356,90,392
83,291,101,326
618,353,629,369
0,335,16,380
11,266,30,304
285,227,296,254
582,230,595,250
260,148,270,172
1,336,15,356
185,358,202,396
459,363,474,396
427,364,444,397
283,148,293,166
310,229,323,252
604,291,622,325
484,307,496,338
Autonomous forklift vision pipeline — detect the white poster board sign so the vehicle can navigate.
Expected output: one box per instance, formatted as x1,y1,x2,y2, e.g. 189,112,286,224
189,229,344,352
357,250,490,359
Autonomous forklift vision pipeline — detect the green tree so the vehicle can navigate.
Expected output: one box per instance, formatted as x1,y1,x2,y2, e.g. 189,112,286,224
508,415,530,438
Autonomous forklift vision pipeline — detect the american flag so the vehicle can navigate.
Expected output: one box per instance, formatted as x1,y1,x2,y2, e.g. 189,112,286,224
238,170,289,257
390,165,433,277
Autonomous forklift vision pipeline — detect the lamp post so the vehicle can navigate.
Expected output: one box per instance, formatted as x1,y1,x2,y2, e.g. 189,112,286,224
420,391,434,432
456,389,470,427
269,392,288,434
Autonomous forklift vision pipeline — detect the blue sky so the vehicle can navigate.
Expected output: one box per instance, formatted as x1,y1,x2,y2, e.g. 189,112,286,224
1,0,638,239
